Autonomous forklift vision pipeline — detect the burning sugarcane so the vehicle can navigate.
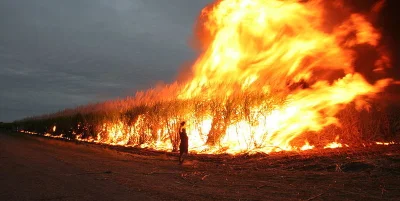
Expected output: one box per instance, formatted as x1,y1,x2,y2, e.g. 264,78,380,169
16,0,398,155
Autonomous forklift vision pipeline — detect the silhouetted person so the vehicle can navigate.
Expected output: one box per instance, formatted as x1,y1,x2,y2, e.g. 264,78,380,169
179,121,188,164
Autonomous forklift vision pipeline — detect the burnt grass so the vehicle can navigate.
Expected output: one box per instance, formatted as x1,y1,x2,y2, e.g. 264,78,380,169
2,131,400,201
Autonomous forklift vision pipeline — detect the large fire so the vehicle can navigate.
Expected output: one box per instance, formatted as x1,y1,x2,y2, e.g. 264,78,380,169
21,0,396,154
175,0,392,153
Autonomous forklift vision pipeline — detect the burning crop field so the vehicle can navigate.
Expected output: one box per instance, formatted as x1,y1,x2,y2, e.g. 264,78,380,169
15,0,400,155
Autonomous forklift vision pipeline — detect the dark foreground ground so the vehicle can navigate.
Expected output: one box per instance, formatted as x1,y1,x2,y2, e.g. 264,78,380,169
1,131,400,201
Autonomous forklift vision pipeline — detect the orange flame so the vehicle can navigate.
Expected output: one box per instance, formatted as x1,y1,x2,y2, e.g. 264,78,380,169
300,140,314,151
375,141,396,146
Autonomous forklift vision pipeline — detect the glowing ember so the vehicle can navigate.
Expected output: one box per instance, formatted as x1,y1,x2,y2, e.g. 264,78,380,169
44,133,64,139
20,130,38,135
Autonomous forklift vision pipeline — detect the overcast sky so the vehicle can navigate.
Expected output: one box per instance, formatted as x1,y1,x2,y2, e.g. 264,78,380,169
1,0,399,122
0,0,212,122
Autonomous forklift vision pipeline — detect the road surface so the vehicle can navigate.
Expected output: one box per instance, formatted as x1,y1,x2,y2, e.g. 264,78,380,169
1,131,400,201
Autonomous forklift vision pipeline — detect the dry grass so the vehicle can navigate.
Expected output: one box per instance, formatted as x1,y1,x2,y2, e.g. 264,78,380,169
12,87,400,150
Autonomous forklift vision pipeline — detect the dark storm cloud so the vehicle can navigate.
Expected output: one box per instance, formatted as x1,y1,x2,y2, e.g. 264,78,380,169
0,0,212,122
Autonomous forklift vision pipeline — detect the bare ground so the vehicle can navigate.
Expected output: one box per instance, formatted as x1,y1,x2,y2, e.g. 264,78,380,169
0,131,399,201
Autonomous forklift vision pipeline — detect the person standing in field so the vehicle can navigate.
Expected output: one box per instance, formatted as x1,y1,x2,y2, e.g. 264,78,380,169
179,121,188,164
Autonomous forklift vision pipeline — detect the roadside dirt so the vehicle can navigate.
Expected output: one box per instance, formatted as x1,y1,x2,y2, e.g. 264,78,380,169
1,131,399,201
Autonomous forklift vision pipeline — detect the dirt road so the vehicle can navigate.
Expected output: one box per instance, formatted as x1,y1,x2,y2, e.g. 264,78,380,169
1,131,399,201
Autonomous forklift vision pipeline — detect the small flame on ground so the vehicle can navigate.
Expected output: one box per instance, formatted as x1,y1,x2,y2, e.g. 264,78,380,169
20,129,400,154
324,142,343,149
300,140,315,151
375,141,396,145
